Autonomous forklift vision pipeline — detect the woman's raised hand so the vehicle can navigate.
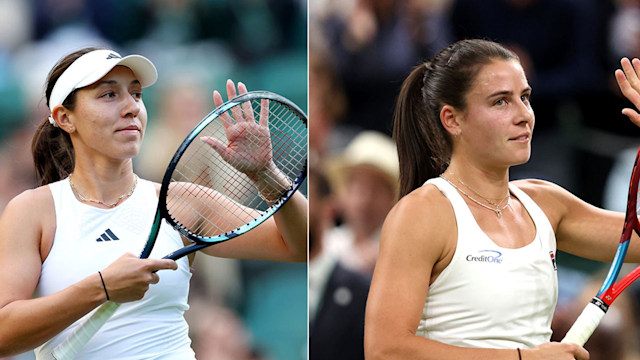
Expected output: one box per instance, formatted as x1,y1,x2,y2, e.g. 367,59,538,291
200,79,274,179
615,57,640,127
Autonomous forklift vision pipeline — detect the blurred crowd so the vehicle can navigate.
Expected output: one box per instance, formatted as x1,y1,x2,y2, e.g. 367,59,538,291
0,1,307,359
310,0,640,359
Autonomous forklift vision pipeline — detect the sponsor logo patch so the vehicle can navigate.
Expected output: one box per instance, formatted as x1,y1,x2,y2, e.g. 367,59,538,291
466,250,503,264
96,228,119,242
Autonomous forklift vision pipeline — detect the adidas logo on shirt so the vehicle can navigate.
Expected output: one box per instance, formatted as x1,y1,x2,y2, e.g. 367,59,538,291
96,229,119,242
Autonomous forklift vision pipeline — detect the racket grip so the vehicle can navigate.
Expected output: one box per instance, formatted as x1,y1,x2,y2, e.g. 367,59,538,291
51,302,121,360
561,298,607,346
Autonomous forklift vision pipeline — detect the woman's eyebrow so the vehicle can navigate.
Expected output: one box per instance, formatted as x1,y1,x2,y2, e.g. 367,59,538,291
486,90,511,99
91,79,141,88
486,86,532,100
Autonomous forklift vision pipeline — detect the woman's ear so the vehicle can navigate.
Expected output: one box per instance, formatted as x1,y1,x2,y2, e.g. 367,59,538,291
51,105,75,133
440,104,461,136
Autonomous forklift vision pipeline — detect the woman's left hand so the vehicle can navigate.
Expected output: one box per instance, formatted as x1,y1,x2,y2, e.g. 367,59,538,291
200,79,274,178
615,57,640,127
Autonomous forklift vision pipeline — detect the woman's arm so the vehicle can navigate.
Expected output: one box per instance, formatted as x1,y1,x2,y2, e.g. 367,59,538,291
0,188,177,356
513,179,637,262
0,189,102,355
196,190,308,262
365,185,588,360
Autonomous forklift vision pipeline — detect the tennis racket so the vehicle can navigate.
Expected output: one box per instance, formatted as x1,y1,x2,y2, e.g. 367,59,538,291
50,90,307,359
561,145,640,346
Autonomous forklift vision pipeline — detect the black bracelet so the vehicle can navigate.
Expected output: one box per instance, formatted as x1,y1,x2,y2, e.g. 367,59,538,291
98,271,110,301
517,348,522,360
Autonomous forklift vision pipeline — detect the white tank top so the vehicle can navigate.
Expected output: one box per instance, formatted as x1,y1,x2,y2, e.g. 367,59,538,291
416,178,558,349
34,177,195,360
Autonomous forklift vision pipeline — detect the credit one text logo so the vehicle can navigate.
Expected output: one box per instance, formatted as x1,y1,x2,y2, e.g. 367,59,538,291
466,250,503,264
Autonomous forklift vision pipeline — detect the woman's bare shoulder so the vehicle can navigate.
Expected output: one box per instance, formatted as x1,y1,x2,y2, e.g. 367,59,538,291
511,178,574,204
0,186,55,252
4,186,55,215
382,183,455,248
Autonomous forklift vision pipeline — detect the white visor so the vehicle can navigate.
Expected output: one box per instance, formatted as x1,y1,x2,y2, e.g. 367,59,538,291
48,49,157,125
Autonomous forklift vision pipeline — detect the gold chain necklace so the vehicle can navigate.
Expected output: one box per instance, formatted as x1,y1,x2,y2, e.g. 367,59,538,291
452,173,510,208
439,175,509,218
69,175,138,208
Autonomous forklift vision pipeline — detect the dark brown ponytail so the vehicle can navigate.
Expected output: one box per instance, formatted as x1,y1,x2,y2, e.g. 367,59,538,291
31,47,103,186
393,39,519,198
393,63,450,200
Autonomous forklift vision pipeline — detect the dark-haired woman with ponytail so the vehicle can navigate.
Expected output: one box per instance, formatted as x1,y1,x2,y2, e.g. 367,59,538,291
0,48,307,358
365,39,640,359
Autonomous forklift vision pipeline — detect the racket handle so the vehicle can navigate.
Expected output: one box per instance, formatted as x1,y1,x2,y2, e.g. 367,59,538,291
51,301,121,360
561,298,607,346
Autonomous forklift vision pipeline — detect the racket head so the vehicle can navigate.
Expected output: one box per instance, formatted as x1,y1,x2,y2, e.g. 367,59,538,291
157,91,307,245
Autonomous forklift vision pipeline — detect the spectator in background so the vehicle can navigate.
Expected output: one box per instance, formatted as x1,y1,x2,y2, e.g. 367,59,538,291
135,75,210,182
184,298,258,360
309,166,370,360
597,0,640,145
308,47,347,165
609,0,640,63
324,131,399,276
320,0,448,135
0,128,37,210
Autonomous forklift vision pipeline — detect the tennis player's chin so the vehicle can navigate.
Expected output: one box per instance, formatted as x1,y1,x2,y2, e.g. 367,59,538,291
113,138,143,159
512,151,532,166
506,143,531,165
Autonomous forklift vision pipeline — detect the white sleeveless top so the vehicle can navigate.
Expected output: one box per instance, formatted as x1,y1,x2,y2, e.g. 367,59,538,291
416,178,558,349
34,178,195,360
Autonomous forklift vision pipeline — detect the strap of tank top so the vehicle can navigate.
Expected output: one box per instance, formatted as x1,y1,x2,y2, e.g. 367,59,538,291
424,177,478,223
508,183,556,250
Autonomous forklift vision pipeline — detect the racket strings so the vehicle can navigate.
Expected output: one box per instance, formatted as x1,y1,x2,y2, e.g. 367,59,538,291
167,182,250,238
165,97,307,239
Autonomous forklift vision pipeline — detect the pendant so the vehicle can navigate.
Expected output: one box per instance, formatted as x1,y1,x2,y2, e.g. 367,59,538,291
496,210,502,218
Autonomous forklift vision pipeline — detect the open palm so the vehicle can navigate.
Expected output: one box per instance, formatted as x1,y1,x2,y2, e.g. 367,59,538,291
200,80,275,178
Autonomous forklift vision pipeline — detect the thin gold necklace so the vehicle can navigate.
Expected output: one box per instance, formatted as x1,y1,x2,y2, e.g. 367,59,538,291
69,175,138,208
439,175,509,218
452,173,510,208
